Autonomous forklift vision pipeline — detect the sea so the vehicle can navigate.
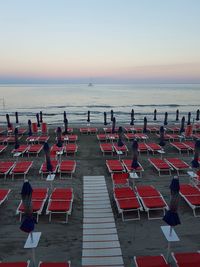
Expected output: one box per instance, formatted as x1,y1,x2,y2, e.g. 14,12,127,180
0,83,199,126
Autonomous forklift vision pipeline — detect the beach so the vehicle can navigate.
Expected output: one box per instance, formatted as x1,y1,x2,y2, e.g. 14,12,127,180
0,122,200,267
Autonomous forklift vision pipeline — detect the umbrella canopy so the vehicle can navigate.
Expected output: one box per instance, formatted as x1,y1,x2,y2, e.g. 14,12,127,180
15,112,19,124
143,117,147,133
164,112,168,125
191,139,200,168
131,139,139,169
40,111,43,123
187,112,191,125
111,110,114,122
28,120,32,136
36,113,40,127
14,127,20,149
176,109,179,121
153,109,157,121
6,114,11,128
179,116,185,134
63,118,68,134
112,117,116,134
104,112,107,125
130,109,134,125
163,176,181,226
56,127,62,147
117,126,124,147
159,126,166,147
43,142,53,172
196,109,200,121
87,111,90,123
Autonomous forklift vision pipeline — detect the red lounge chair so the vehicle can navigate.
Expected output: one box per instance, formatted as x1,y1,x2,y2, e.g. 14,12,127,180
111,172,129,188
27,144,43,157
62,134,78,143
65,144,78,156
5,136,22,144
58,160,76,178
38,262,71,267
80,128,89,134
0,145,7,154
170,142,190,154
146,143,162,154
97,134,107,142
0,161,15,179
106,160,125,173
113,144,128,155
100,143,113,156
135,185,168,219
146,125,160,133
46,188,74,223
114,187,141,221
106,133,118,142
148,158,172,176
121,159,144,177
0,137,8,144
32,122,39,135
37,135,50,143
0,261,30,267
103,127,112,133
134,126,143,133
182,141,195,152
39,160,59,178
184,124,193,140
134,254,170,267
165,158,190,176
26,136,39,144
7,125,27,135
179,184,200,217
167,125,180,133
138,143,149,154
11,145,30,157
41,122,48,135
10,161,33,180
124,133,137,141
171,251,200,266
135,133,148,140
0,128,6,135
0,189,11,205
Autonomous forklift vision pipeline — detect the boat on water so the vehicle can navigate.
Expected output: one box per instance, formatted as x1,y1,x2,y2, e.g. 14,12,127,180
88,83,93,87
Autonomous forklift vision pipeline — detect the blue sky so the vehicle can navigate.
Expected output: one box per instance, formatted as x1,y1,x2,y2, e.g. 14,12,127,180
0,0,200,83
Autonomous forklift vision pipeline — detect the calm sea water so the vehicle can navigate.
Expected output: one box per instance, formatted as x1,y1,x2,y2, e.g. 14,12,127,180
0,83,199,125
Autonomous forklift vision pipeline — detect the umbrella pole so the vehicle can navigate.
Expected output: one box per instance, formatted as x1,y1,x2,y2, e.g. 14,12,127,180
167,241,171,261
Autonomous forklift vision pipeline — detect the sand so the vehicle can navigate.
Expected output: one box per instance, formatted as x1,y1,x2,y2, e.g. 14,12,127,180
0,124,200,267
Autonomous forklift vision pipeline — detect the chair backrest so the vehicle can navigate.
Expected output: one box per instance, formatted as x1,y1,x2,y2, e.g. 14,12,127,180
112,172,129,180
185,125,193,137
32,122,38,134
41,122,48,134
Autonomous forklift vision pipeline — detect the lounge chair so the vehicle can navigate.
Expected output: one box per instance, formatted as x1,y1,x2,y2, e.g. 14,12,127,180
46,188,74,223
37,135,50,143
113,144,128,156
39,160,59,178
124,133,137,141
97,134,107,142
164,157,190,176
26,136,39,144
100,143,113,156
106,160,125,173
171,251,200,266
62,134,78,143
11,145,30,157
31,122,39,135
58,160,76,178
138,143,149,155
111,172,129,188
0,137,8,144
148,158,172,176
7,124,27,135
167,125,180,133
0,127,6,135
135,133,148,140
38,261,71,267
41,122,48,135
179,184,200,217
134,254,170,267
5,136,22,144
170,142,190,154
10,161,33,180
0,161,15,179
146,125,160,133
0,261,30,267
80,127,97,135
106,133,118,142
184,124,194,140
0,189,11,205
121,159,144,177
0,145,7,154
103,127,112,133
135,185,168,219
16,188,48,222
113,187,142,221
146,143,162,154
182,141,195,151
65,144,78,156
27,144,43,157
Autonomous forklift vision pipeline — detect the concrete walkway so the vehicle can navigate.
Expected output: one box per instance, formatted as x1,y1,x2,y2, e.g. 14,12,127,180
82,175,124,267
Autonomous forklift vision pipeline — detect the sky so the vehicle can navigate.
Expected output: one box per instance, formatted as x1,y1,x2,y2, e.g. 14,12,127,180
0,0,200,83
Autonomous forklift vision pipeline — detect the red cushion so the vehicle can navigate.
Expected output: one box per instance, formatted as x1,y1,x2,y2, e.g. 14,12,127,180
40,263,70,267
19,200,43,212
174,252,200,264
136,186,160,197
114,187,136,198
0,189,9,201
0,263,28,267
180,184,200,195
185,195,200,205
142,197,166,208
136,255,168,267
118,198,140,209
48,200,71,211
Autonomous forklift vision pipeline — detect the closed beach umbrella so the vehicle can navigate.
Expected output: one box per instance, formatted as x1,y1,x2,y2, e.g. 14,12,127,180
43,142,53,172
196,109,200,121
111,110,114,122
15,112,19,124
130,109,134,125
159,126,166,147
191,139,200,168
112,117,116,134
40,111,43,123
117,126,124,147
64,118,68,134
176,109,179,121
164,112,168,125
28,120,32,136
143,117,147,133
179,116,185,134
63,111,67,122
87,111,90,123
131,139,139,169
187,112,191,125
14,127,20,149
104,112,107,125
36,113,40,127
56,127,62,147
6,114,11,128
153,109,157,121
